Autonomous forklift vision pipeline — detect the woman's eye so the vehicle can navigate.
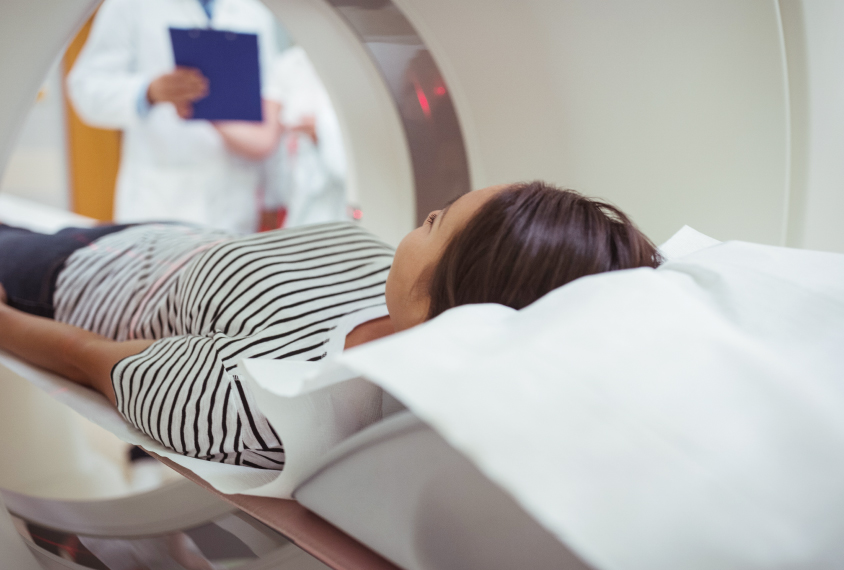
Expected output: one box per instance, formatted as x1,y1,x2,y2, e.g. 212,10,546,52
426,212,438,226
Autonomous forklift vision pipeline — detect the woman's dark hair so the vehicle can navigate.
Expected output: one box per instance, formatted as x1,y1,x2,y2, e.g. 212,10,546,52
427,181,662,319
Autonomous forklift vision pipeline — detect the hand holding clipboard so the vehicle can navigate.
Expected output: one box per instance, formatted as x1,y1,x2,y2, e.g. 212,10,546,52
164,28,263,122
147,67,209,119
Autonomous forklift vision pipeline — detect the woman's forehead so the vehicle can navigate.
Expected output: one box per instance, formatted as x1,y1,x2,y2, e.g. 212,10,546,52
446,185,507,221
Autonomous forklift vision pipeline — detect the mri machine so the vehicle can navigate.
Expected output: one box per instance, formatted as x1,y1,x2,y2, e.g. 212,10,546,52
1,0,843,568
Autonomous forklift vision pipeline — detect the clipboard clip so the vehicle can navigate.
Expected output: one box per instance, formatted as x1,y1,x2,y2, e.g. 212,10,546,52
186,29,240,40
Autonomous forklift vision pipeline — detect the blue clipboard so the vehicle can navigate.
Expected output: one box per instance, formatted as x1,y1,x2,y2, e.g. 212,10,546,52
169,27,263,121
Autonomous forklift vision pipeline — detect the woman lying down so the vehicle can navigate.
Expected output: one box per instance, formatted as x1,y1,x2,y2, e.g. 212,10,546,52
0,181,660,469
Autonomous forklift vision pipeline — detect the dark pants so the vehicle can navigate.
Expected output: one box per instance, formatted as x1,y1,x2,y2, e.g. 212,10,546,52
0,224,131,318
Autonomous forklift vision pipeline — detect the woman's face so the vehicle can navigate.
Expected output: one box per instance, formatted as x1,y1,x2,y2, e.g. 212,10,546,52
386,185,506,331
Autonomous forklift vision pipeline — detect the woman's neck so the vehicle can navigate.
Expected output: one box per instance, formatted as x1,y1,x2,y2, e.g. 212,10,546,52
344,316,394,350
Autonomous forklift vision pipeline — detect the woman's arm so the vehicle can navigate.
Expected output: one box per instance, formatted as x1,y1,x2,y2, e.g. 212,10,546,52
0,285,152,406
213,99,283,161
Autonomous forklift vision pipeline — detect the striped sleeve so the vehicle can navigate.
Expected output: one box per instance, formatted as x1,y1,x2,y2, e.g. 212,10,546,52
112,333,286,468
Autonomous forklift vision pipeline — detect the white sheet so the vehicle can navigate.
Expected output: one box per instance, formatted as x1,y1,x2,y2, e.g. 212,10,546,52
0,195,96,233
657,224,721,260
327,240,844,569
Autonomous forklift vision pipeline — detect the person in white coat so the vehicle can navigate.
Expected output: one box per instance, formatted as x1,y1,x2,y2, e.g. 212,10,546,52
67,0,283,233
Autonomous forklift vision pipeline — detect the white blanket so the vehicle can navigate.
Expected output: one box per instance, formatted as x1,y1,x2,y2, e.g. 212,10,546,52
326,238,844,569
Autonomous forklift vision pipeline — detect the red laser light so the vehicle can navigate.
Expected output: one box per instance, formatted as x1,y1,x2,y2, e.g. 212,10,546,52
413,81,432,118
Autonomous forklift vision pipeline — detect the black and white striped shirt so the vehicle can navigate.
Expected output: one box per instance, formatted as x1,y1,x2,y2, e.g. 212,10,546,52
55,223,393,469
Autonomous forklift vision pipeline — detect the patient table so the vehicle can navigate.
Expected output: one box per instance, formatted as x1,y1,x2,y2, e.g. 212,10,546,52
162,409,586,570
0,385,586,570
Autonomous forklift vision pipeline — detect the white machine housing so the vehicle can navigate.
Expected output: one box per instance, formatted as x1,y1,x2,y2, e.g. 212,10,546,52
1,1,844,569
2,0,844,251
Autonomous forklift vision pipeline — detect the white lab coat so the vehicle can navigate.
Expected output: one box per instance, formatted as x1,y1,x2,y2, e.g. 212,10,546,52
264,46,348,227
67,0,278,233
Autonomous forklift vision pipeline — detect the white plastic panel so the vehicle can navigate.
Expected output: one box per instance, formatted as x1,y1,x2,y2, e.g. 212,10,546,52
394,0,791,245
0,0,417,248
780,0,844,254
0,0,97,189
296,412,589,570
0,0,805,249
2,481,232,538
0,496,41,570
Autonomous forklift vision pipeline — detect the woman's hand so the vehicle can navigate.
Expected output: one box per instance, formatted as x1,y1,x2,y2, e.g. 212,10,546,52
0,283,8,306
0,294,153,406
290,115,318,145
